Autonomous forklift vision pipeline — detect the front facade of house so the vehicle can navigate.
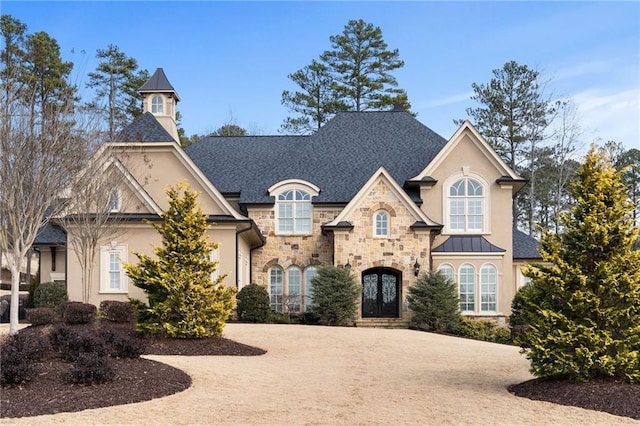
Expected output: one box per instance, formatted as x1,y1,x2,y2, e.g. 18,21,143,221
39,68,540,325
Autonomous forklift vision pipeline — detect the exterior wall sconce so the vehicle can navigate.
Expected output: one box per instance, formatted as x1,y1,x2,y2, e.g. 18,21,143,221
413,260,421,277
344,261,351,270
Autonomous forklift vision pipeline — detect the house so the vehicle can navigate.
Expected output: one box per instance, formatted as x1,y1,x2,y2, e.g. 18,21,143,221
41,68,541,326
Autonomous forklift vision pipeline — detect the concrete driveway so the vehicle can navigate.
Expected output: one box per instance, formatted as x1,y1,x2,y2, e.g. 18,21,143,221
1,323,637,425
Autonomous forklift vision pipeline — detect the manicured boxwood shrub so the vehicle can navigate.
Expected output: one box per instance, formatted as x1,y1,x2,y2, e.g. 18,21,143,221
61,302,97,325
236,284,270,323
33,282,68,311
99,300,135,323
26,307,57,326
457,318,512,344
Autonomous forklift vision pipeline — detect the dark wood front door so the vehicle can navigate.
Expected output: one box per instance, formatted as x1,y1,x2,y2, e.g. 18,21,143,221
362,268,400,318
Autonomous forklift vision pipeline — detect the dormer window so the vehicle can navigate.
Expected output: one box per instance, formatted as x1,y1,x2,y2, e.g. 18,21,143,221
268,179,320,236
151,95,164,114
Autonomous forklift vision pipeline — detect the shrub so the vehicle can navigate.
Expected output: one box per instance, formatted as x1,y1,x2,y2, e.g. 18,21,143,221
268,310,294,324
0,333,47,386
49,324,106,361
236,284,270,323
33,282,68,311
407,270,461,333
26,307,57,326
99,329,145,359
457,318,512,344
68,352,114,385
310,266,360,326
99,300,135,323
61,301,97,324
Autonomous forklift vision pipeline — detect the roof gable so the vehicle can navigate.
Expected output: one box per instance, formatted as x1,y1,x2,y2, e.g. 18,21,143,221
326,166,440,228
411,121,524,183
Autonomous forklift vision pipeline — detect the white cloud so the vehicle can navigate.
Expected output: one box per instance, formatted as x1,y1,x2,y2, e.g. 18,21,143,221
553,61,610,82
424,91,475,108
571,88,640,148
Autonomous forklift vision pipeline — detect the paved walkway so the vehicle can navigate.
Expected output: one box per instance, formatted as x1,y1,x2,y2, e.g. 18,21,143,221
1,324,637,425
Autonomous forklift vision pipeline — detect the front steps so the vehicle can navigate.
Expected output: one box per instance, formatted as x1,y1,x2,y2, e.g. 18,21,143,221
356,318,410,329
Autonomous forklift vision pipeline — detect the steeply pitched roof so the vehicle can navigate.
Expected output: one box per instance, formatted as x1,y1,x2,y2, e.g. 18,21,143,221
184,111,448,205
432,236,506,253
513,228,542,259
139,68,180,100
116,112,176,143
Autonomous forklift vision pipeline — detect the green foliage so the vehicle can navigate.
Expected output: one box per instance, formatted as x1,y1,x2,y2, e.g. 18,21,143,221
268,310,295,324
509,285,537,327
124,182,236,338
32,282,68,311
407,270,461,333
519,146,640,383
309,266,360,326
457,318,511,344
236,284,270,323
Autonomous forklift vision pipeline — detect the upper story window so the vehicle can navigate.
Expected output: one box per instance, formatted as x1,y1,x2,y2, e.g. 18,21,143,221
374,211,389,237
108,188,121,212
151,95,164,114
448,177,486,233
277,189,312,234
269,179,320,236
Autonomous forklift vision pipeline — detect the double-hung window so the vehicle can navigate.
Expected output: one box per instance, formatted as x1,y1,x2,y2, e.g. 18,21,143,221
100,244,128,293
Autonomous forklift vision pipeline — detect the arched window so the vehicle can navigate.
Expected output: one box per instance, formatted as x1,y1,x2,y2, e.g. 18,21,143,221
277,189,312,234
151,95,164,114
269,267,283,313
287,267,302,313
437,264,454,282
459,264,476,313
480,264,497,312
449,177,485,232
374,211,389,237
304,267,318,312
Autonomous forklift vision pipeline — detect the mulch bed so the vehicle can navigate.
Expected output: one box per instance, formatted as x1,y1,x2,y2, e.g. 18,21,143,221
0,321,265,418
509,378,640,420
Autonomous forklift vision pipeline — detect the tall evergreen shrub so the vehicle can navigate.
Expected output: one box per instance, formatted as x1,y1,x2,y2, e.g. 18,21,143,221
519,146,640,383
407,270,461,333
124,182,236,338
310,266,360,326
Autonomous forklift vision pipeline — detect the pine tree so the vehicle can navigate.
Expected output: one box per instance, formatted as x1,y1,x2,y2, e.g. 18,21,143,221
519,145,640,383
407,271,461,333
123,182,236,338
310,266,360,326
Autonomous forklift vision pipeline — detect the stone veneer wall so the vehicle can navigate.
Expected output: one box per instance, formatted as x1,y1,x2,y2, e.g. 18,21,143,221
249,207,340,288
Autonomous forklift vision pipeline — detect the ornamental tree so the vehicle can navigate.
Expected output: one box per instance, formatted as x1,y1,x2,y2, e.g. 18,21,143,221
519,145,640,383
123,182,235,338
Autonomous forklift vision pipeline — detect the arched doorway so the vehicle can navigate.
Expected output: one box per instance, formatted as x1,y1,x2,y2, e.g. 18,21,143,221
361,268,400,318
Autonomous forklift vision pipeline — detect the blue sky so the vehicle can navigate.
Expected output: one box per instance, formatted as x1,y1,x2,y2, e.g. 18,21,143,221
3,1,639,149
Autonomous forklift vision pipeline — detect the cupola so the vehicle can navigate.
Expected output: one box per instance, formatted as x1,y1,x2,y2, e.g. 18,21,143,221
139,68,180,143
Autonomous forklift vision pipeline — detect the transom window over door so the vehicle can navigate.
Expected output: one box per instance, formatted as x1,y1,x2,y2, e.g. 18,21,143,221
449,177,484,232
277,189,312,234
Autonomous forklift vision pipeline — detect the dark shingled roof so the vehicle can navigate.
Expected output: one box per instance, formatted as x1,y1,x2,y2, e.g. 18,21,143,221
184,111,448,205
513,228,542,259
34,225,66,245
116,112,176,143
139,68,180,100
433,236,506,253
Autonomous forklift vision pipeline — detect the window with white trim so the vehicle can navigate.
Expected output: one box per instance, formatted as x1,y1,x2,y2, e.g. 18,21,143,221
210,248,220,282
287,267,302,313
108,188,121,212
151,95,164,114
458,264,476,313
448,177,485,232
304,267,317,312
100,244,128,293
374,211,389,237
437,264,454,282
276,189,312,234
269,266,283,312
480,264,497,312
